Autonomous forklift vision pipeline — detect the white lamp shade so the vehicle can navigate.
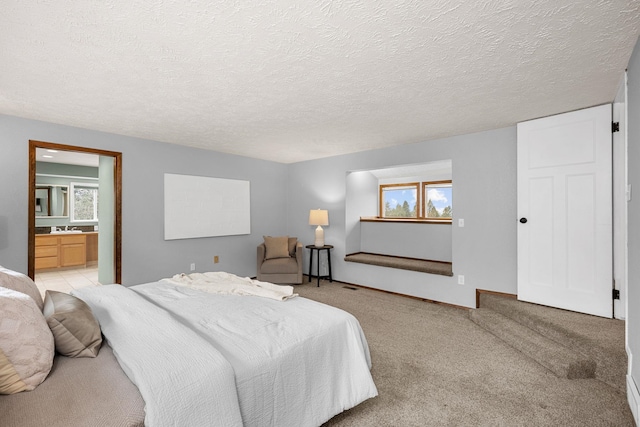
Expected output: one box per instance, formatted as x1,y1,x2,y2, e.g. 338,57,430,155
308,209,329,226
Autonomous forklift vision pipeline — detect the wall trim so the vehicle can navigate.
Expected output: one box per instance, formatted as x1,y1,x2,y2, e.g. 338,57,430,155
627,374,640,424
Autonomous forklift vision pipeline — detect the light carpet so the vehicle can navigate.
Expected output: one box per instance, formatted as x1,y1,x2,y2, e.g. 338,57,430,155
295,280,634,427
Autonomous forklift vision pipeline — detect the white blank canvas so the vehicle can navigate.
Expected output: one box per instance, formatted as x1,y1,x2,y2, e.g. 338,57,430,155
164,173,250,240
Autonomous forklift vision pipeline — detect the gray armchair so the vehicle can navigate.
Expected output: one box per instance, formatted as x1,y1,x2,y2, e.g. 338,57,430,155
257,237,303,284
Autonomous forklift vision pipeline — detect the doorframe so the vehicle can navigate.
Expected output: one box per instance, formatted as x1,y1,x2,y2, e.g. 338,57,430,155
613,81,628,320
28,140,122,283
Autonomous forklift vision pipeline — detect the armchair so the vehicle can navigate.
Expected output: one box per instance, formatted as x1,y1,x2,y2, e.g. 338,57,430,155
257,236,303,285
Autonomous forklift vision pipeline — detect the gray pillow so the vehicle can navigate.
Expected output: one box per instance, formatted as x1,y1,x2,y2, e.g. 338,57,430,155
44,291,102,358
0,266,44,311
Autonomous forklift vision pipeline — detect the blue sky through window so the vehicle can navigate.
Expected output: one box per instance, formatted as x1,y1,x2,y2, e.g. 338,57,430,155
427,186,452,216
386,188,417,210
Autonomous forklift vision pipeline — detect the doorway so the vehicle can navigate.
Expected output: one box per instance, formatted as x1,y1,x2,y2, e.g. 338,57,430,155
28,140,122,284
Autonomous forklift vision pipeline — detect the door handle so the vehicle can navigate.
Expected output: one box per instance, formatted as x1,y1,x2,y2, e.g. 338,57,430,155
519,218,528,224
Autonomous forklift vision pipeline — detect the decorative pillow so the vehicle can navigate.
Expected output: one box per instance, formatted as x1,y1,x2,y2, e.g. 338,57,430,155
288,237,298,257
263,236,291,260
0,287,54,394
44,291,102,358
0,266,44,311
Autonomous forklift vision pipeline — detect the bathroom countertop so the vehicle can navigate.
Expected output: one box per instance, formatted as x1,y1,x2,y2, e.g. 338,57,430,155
35,231,99,235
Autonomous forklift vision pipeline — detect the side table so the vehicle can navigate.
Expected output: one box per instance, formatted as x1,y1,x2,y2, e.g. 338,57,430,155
306,244,333,287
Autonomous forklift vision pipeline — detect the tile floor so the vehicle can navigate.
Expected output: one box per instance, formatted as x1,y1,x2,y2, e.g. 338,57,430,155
34,265,101,298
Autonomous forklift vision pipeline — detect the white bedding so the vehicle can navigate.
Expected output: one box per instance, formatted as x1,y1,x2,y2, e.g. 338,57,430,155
162,271,298,301
71,285,243,427
74,279,377,427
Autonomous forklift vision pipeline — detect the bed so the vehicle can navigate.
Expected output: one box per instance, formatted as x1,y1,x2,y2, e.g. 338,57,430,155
0,269,377,427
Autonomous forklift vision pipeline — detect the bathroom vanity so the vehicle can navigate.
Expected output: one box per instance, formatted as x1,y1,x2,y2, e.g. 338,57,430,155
35,233,91,270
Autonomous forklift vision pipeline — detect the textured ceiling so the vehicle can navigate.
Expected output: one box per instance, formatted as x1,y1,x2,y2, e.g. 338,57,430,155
2,1,639,163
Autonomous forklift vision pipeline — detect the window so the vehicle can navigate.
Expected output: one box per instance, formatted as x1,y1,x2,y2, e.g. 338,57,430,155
423,181,452,219
70,183,99,222
377,180,453,220
380,183,419,218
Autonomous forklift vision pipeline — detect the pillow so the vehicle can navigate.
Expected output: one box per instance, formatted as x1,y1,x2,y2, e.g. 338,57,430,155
0,287,54,394
0,266,44,311
44,291,102,358
288,237,298,257
263,236,291,260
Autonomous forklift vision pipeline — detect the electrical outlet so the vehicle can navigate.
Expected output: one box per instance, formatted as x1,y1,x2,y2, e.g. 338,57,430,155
458,275,465,285
190,263,196,271
214,256,219,264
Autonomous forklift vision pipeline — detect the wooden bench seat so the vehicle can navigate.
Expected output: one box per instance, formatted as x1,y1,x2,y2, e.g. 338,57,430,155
344,252,453,276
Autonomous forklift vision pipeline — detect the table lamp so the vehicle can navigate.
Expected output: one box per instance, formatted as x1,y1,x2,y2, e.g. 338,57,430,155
309,209,329,247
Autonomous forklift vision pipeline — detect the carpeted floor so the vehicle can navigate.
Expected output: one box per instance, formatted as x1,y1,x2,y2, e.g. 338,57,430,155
344,253,453,276
295,280,634,427
473,293,626,391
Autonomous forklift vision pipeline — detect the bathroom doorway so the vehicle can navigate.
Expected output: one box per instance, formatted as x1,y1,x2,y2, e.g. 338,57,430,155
28,140,122,287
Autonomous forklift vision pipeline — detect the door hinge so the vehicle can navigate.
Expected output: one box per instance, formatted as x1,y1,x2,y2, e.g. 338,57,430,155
612,122,620,133
613,289,620,300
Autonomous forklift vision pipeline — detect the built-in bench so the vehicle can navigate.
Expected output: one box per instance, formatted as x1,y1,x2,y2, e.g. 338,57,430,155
344,252,453,277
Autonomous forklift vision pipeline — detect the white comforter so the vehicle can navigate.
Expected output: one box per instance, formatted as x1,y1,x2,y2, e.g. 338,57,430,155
72,285,243,427
74,280,378,427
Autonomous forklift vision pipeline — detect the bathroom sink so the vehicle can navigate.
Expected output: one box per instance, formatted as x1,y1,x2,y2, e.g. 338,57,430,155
51,230,83,234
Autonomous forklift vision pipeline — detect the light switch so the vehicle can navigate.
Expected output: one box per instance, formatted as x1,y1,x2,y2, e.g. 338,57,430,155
458,218,464,227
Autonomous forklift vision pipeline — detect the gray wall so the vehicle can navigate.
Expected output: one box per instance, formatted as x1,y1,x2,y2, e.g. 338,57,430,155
286,126,517,308
345,171,378,254
627,37,640,391
360,222,452,262
0,114,288,285
36,161,99,178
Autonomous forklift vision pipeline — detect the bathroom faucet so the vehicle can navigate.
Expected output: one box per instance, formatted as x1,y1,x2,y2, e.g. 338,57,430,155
65,225,68,231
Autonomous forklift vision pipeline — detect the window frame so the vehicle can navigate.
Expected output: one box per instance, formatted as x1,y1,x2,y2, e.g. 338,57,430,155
374,180,453,222
69,182,99,223
379,182,421,219
422,180,453,221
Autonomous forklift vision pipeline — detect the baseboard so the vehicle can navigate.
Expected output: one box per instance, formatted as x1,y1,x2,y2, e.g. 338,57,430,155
475,289,517,309
627,375,640,424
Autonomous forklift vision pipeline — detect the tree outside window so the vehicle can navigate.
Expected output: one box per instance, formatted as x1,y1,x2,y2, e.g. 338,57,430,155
70,183,99,222
380,183,419,218
423,181,452,219
379,180,452,220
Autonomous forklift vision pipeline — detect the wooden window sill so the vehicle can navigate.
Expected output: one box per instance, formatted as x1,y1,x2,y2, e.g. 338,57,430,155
360,216,452,225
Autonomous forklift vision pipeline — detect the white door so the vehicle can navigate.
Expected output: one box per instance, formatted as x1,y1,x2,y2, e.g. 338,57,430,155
517,104,612,318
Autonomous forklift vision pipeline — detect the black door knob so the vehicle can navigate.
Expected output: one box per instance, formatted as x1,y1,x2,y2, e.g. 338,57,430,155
519,218,528,224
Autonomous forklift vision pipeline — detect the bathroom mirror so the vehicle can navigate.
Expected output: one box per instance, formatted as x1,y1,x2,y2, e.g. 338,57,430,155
35,184,69,217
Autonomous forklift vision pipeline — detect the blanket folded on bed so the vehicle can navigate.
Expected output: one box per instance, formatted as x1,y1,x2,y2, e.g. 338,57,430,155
162,271,298,301
72,285,243,427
